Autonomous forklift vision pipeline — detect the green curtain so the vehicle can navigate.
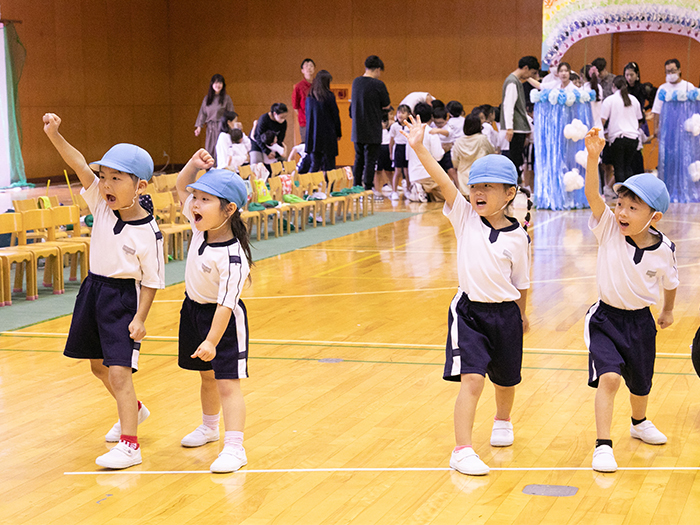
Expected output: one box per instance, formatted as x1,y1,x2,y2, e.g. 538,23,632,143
4,22,27,186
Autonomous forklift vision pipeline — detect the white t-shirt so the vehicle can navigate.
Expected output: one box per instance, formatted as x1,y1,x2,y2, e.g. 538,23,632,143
445,192,530,303
590,206,678,310
389,121,408,145
600,91,642,141
431,122,454,145
382,128,390,145
482,122,499,149
399,92,430,112
182,195,250,310
406,131,443,182
651,80,695,114
448,116,465,140
81,179,164,289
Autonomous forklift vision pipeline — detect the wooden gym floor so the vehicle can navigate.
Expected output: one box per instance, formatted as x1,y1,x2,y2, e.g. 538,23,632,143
2,196,700,525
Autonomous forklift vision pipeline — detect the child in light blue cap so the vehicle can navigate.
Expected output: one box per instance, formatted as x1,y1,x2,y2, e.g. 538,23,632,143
43,113,164,469
175,150,253,473
584,130,678,474
403,115,531,476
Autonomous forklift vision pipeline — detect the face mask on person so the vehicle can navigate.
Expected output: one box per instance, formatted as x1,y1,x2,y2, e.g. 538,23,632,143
666,73,680,84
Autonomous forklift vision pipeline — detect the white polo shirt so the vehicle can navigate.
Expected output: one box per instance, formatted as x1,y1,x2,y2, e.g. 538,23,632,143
600,91,642,141
445,193,530,303
406,131,443,182
448,116,465,140
590,206,678,310
389,122,408,146
651,80,695,114
182,195,250,309
82,179,164,288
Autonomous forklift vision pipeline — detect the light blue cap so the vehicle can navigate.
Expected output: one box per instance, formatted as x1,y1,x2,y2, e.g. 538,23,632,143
468,154,518,186
187,169,248,210
613,174,670,213
90,143,154,181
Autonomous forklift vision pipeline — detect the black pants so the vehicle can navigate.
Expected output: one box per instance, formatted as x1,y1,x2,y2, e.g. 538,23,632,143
507,133,527,182
610,137,638,183
353,143,381,190
310,151,336,173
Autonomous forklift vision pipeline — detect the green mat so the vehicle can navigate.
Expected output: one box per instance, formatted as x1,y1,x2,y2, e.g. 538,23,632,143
0,211,419,332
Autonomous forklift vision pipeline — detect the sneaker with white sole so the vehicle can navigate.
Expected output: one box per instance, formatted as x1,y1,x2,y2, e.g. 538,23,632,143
105,404,151,442
449,448,489,476
592,445,617,472
210,446,247,473
630,420,667,445
390,191,400,201
96,442,142,469
181,424,220,448
381,184,392,196
490,420,514,447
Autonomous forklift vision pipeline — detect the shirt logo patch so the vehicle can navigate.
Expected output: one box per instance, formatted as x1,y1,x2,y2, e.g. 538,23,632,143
230,255,242,264
202,264,212,273
122,245,136,256
503,249,513,261
646,270,657,278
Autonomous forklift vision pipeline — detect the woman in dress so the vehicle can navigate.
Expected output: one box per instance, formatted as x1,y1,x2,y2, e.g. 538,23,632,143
195,74,235,163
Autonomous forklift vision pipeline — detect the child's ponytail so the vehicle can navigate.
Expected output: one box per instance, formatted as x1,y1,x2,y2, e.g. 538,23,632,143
230,209,254,269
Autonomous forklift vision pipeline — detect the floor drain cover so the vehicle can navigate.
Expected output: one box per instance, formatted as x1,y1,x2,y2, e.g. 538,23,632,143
318,358,344,363
522,484,578,497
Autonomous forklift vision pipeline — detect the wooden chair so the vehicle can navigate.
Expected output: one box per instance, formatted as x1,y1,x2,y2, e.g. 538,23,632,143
11,198,45,246
0,213,37,304
250,181,281,240
239,165,253,180
268,176,314,232
270,162,284,176
327,169,361,221
283,160,297,176
12,209,65,295
240,204,262,242
151,192,190,262
309,171,347,225
50,205,90,283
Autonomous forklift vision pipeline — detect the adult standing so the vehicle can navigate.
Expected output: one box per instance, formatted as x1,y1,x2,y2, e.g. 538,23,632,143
592,58,614,99
195,74,234,163
305,70,341,172
399,92,435,112
292,58,316,143
250,103,288,165
350,55,391,190
600,76,643,183
624,62,647,174
500,56,539,181
651,59,695,135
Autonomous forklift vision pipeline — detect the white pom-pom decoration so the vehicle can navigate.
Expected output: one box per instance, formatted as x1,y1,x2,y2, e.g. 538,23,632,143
565,91,576,107
677,90,688,102
548,89,559,105
563,119,588,142
575,150,588,167
689,161,700,182
684,114,700,136
579,90,591,103
563,169,584,192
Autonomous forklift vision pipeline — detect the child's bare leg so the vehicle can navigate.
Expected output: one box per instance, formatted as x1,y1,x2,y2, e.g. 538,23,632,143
217,379,246,432
90,359,116,398
630,393,648,421
494,385,515,420
109,365,138,436
392,168,401,192
200,370,221,416
454,374,485,446
595,373,621,439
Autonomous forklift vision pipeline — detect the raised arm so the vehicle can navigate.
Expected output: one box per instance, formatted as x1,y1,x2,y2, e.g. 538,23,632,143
43,113,97,190
176,149,215,204
584,129,607,221
401,115,458,207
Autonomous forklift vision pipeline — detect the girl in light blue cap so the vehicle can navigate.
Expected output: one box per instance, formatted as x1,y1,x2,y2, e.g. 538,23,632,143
175,149,253,473
403,115,531,476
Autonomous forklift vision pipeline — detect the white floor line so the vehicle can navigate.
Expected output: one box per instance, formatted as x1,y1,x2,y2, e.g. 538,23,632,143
64,465,700,476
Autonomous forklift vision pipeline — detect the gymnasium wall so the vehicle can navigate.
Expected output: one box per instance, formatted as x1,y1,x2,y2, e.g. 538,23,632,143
5,0,699,180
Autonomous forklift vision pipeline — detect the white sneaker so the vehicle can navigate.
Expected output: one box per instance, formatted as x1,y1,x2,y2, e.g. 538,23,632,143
390,191,400,201
416,185,428,203
592,445,617,473
181,424,220,448
105,404,150,442
210,446,247,473
630,420,667,445
96,442,142,469
449,448,489,476
490,420,514,447
381,184,392,196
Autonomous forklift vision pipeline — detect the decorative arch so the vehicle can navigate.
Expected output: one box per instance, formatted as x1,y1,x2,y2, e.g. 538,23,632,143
542,0,700,67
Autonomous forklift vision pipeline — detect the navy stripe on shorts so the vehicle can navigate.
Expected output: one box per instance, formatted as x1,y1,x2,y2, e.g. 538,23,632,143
443,290,523,386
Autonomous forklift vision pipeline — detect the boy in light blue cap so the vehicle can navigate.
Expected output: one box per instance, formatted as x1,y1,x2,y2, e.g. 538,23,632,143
175,150,254,473
584,130,678,473
403,115,531,476
43,113,164,469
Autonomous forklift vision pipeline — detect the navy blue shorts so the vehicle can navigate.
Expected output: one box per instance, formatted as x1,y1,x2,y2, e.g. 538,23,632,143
178,295,249,380
64,272,141,370
438,149,454,171
443,291,523,386
393,144,408,169
376,144,392,171
585,301,657,396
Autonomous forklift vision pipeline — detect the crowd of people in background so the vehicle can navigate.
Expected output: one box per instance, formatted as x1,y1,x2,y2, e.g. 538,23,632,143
193,53,696,206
